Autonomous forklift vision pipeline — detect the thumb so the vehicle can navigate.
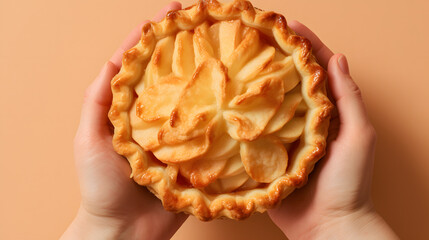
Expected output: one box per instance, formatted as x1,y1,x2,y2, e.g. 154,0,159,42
328,54,370,129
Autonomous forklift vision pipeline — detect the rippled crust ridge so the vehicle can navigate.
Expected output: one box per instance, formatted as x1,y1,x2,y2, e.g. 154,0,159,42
109,0,333,220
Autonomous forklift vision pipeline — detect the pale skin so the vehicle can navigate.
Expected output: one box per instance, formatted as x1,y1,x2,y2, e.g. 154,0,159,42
267,21,399,240
62,2,399,240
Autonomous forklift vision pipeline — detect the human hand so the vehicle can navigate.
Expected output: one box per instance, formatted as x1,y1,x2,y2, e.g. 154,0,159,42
268,21,398,239
61,2,187,240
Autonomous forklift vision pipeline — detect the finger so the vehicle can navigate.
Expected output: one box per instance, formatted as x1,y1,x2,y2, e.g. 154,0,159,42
288,20,333,69
110,20,150,67
79,2,183,139
110,2,182,67
327,53,370,128
153,1,182,22
78,61,119,139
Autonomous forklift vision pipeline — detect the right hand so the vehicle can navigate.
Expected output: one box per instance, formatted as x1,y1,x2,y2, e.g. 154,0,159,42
268,20,398,240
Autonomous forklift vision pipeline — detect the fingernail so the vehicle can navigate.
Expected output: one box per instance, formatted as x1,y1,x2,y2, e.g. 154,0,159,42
110,48,124,67
338,55,350,75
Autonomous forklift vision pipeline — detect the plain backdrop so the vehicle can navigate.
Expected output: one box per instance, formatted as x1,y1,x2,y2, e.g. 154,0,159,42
1,0,428,239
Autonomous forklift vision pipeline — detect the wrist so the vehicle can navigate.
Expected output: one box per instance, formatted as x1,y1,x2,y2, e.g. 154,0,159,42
61,206,148,240
301,206,398,240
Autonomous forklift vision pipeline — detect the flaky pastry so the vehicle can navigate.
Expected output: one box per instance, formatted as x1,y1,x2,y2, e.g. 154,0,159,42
109,0,333,220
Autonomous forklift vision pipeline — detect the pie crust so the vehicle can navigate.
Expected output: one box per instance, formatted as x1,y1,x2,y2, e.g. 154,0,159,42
109,0,333,220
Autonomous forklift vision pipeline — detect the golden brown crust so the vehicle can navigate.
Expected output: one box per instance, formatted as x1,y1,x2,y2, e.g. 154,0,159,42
109,0,333,220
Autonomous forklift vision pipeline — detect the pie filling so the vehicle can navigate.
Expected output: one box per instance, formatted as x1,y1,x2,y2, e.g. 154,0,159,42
128,19,307,194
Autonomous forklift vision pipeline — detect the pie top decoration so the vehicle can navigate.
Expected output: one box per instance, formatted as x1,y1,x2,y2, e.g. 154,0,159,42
109,0,333,220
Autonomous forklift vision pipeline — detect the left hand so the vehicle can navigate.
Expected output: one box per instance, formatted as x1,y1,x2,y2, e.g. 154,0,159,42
61,2,187,240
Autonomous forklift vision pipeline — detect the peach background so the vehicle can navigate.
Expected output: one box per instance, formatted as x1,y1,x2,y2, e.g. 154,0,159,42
1,0,428,239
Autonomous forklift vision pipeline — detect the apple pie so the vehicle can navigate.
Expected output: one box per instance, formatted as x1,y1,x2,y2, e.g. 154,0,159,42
109,0,333,220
